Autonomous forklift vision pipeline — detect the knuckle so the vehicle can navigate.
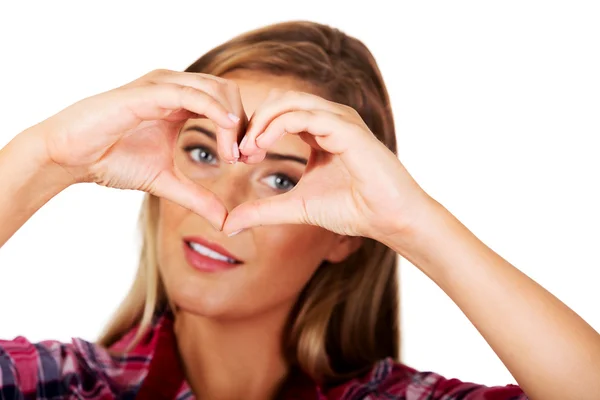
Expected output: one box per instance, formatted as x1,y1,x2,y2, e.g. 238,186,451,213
340,103,359,116
301,109,316,123
216,76,230,86
213,77,229,89
302,111,317,130
149,68,169,78
209,75,225,83
282,89,298,99
350,109,363,121
180,84,197,97
203,78,220,93
179,86,203,106
299,197,310,224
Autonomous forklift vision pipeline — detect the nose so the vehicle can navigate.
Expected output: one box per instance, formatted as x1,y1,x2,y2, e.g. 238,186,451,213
203,165,251,212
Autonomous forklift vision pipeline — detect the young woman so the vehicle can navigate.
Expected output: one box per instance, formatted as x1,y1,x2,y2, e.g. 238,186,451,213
0,21,598,400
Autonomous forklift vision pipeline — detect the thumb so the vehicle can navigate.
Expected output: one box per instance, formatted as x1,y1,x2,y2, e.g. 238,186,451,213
151,169,227,231
223,192,308,235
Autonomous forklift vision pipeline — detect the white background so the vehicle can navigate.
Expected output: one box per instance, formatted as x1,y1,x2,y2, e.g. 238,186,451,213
1,0,599,387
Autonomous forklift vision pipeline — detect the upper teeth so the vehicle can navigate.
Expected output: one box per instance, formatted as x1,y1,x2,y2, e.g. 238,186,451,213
188,242,235,263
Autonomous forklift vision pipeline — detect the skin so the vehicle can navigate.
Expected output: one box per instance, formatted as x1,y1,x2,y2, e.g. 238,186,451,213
0,68,599,400
159,73,360,398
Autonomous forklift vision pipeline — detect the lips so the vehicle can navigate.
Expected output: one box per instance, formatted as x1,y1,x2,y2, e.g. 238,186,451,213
182,236,242,273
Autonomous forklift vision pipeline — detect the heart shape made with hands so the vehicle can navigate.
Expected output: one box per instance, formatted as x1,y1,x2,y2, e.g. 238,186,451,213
178,89,407,240
204,112,358,237
43,71,403,239
175,108,357,236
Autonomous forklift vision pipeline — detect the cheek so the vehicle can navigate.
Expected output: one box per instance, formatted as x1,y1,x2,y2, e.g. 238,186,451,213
156,199,187,272
153,198,336,318
253,225,335,286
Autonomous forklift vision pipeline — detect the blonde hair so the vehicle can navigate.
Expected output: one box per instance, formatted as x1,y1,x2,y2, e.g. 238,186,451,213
99,21,400,383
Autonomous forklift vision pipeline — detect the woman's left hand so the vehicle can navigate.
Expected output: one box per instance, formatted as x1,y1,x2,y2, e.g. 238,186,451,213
224,92,600,400
222,90,432,240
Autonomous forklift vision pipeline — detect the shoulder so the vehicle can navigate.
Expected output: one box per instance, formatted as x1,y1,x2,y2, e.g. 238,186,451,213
0,313,168,399
0,335,122,398
324,358,528,399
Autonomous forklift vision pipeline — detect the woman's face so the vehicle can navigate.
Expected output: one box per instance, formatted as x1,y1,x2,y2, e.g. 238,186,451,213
156,71,358,319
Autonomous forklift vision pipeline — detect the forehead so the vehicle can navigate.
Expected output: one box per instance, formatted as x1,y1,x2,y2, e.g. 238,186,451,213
181,71,317,158
223,70,318,116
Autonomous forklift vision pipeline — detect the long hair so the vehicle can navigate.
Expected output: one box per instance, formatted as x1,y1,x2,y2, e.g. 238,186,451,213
99,21,400,383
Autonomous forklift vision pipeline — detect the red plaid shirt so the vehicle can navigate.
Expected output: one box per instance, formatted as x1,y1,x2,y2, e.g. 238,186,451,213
0,310,527,399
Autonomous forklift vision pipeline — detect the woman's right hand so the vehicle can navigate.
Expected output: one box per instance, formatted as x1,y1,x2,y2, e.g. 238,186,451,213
37,69,245,229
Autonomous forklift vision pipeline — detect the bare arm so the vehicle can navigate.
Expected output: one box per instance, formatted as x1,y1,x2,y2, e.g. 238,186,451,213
0,126,74,248
0,70,246,251
383,197,600,400
216,88,599,399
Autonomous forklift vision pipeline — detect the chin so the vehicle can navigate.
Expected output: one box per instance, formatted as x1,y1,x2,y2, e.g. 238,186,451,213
167,278,239,319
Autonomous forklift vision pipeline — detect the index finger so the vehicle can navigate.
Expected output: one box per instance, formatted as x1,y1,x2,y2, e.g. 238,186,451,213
240,90,341,155
127,83,239,131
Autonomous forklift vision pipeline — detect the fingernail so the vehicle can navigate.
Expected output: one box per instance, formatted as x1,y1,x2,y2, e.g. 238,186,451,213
239,135,248,150
228,113,240,123
232,142,240,159
228,229,244,237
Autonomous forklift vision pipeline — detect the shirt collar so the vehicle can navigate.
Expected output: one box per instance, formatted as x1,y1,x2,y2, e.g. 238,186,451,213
131,309,321,399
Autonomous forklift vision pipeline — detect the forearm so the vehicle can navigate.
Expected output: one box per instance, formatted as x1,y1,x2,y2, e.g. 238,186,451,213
383,198,600,400
0,125,74,247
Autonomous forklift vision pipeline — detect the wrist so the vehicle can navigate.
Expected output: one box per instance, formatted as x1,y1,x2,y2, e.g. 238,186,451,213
380,195,482,283
0,124,76,247
378,195,451,261
16,124,77,191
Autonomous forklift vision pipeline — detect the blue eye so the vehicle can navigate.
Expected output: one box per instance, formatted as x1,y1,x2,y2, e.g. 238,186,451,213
263,174,297,192
186,146,217,165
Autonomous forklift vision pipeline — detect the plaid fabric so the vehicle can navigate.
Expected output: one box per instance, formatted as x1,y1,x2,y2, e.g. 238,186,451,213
0,311,527,399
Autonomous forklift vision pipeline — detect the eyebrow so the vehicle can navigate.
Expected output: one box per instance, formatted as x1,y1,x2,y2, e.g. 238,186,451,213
183,125,308,165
